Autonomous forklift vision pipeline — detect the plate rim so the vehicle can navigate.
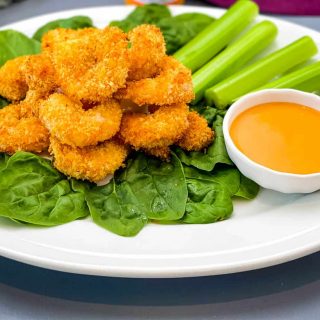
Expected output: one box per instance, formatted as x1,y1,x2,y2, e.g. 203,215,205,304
0,5,319,278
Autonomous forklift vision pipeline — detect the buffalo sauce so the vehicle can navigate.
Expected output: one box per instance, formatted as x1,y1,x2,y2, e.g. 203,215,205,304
230,102,320,174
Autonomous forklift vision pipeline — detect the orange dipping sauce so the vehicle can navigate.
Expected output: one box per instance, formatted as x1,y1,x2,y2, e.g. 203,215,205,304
230,102,320,174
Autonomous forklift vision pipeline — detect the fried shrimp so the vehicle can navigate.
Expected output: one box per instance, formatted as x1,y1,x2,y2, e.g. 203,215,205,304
127,24,166,81
42,28,85,51
116,56,194,106
0,101,49,154
144,146,171,160
177,111,214,151
48,27,129,102
0,54,56,102
0,56,29,101
50,137,128,182
120,103,189,149
39,93,122,147
20,54,56,96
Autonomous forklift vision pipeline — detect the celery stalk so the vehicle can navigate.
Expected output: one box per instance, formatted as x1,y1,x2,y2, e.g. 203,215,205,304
192,20,278,103
173,0,258,72
256,61,320,92
205,36,318,108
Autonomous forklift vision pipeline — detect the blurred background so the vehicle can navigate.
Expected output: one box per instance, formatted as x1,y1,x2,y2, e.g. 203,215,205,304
1,1,319,32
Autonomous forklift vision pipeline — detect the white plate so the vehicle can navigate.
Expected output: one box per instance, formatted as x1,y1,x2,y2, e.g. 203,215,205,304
0,6,320,278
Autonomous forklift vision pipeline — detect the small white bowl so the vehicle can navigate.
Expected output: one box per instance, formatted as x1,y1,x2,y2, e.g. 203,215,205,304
223,89,320,194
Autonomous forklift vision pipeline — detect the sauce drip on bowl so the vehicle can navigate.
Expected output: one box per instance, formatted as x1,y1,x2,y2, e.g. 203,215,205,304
230,102,320,174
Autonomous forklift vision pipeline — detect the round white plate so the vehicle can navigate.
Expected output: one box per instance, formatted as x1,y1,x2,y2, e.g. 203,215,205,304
0,6,319,278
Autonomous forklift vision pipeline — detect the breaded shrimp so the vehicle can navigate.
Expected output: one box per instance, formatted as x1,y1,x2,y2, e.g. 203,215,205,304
177,111,214,151
20,54,56,97
48,27,129,102
50,137,128,182
127,24,166,81
116,56,194,106
0,56,29,101
0,101,49,154
120,103,189,149
39,93,122,147
0,54,56,102
144,146,171,160
42,28,87,51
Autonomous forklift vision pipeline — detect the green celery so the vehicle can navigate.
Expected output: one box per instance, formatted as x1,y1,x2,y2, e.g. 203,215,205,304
173,0,258,72
256,61,320,93
192,20,278,103
205,36,318,108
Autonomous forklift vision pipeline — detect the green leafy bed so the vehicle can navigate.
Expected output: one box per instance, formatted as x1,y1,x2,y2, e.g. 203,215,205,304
0,5,259,236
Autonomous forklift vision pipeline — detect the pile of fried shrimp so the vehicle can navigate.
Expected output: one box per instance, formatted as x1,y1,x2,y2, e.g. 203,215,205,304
0,24,214,182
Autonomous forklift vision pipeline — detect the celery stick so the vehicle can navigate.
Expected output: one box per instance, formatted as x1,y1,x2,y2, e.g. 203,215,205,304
192,20,278,103
205,36,318,108
256,61,320,92
173,0,258,72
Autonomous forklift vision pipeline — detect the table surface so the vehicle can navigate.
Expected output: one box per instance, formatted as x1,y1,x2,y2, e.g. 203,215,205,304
0,1,319,319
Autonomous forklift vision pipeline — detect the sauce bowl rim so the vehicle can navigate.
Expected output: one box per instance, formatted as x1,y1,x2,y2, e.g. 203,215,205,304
223,88,320,179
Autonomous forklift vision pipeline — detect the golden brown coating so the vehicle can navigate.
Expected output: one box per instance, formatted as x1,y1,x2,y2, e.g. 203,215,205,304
0,54,56,103
0,101,49,154
144,146,171,160
20,54,56,97
115,56,194,106
39,93,122,147
47,27,129,102
177,111,214,151
127,24,166,81
42,28,86,51
120,103,189,149
50,137,128,182
0,56,29,101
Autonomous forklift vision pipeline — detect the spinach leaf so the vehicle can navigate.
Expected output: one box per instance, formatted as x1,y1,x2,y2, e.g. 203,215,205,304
86,178,148,237
33,16,93,41
157,13,215,54
110,4,171,32
118,152,188,220
0,97,9,109
181,165,259,223
0,30,40,66
0,152,89,225
184,165,241,196
177,115,233,171
86,152,188,236
235,174,260,199
191,101,218,126
182,167,235,224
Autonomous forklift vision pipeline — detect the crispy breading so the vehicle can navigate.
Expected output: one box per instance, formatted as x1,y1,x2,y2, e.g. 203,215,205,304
144,146,171,160
116,56,194,106
0,54,56,102
20,54,56,96
177,111,214,151
127,24,166,81
48,27,129,102
0,56,29,101
0,101,49,154
50,137,128,182
39,93,122,147
120,103,189,149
